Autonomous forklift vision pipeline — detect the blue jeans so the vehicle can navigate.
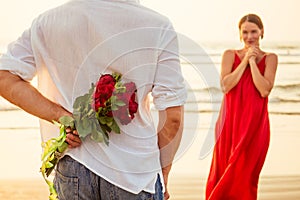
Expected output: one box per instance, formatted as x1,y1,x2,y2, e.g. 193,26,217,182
54,156,163,200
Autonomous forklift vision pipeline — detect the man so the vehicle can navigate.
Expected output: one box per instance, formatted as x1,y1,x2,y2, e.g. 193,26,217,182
0,0,186,199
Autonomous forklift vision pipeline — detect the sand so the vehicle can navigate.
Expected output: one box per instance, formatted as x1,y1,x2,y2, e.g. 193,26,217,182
0,176,300,199
0,109,299,199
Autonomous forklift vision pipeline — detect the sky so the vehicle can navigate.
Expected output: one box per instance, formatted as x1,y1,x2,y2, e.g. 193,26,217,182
0,0,299,47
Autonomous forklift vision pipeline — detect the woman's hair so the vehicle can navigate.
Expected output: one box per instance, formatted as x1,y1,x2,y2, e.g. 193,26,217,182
238,14,264,39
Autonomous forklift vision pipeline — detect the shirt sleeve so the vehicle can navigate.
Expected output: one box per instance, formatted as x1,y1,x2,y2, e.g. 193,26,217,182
152,23,187,110
0,28,36,81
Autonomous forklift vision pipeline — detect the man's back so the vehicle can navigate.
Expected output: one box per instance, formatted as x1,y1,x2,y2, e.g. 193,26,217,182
0,0,186,195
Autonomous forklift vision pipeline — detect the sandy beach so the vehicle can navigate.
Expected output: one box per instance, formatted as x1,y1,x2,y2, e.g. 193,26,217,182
0,109,300,199
1,175,300,200
0,0,300,198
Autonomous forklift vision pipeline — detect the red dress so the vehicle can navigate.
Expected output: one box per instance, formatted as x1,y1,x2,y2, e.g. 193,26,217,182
206,53,270,200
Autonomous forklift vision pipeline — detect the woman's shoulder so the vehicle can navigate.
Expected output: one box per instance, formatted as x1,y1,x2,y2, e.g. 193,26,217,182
264,52,278,62
264,52,277,57
262,52,278,67
223,49,236,54
222,49,237,57
221,49,237,62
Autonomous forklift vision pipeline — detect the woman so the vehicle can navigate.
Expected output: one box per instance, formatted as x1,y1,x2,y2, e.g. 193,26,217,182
206,14,278,200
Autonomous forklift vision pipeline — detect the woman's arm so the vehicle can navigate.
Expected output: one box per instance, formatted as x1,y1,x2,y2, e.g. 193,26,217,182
220,49,253,93
249,53,278,97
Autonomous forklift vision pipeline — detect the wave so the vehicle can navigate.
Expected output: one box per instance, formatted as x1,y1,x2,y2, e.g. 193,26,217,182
183,108,300,115
184,97,300,104
270,97,300,103
273,83,300,90
180,51,300,65
188,83,300,93
269,111,300,115
0,97,18,111
1,100,299,116
188,86,222,93
181,61,300,65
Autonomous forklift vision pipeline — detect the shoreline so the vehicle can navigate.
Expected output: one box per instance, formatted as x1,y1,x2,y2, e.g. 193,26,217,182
1,175,300,200
0,110,300,177
0,110,299,199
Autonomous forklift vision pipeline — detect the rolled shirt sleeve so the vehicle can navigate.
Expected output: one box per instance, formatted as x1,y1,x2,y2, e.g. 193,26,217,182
0,1,188,194
0,28,36,81
152,24,187,110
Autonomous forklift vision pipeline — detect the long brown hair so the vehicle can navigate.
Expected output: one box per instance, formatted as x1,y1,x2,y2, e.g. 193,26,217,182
238,14,264,39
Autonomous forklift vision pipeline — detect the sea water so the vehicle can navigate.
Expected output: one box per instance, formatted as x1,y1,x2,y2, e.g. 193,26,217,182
0,42,299,116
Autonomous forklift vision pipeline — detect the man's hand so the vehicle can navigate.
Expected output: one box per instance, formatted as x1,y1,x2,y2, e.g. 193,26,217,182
65,127,82,148
162,167,170,199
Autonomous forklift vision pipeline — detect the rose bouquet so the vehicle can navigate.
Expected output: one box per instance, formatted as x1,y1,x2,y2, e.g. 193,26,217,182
40,72,138,200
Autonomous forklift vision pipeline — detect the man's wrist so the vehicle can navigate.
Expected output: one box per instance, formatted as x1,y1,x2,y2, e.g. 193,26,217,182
52,105,71,122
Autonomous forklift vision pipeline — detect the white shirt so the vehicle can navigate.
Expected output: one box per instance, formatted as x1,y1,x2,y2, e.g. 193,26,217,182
0,0,186,194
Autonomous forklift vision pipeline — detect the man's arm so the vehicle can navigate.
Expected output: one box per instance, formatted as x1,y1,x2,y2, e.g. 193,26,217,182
158,105,184,200
0,70,67,122
0,70,81,147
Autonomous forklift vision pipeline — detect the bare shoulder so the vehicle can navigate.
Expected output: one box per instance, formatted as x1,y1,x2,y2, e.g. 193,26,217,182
222,49,236,61
223,49,235,57
265,52,278,62
266,53,278,60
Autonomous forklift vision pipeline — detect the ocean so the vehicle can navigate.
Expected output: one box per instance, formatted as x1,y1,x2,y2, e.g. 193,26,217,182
0,42,300,181
0,41,300,116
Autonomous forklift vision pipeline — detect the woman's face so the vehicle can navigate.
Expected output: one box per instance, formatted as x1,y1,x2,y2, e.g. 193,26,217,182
240,21,263,47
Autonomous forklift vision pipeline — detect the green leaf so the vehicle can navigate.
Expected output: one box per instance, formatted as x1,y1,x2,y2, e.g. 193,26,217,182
112,72,122,82
101,124,112,133
89,83,95,94
73,95,86,110
76,121,90,138
87,109,95,117
82,118,91,129
73,91,93,113
106,121,113,127
90,129,104,142
110,96,117,103
45,162,54,169
99,117,107,125
103,132,109,146
110,120,120,134
106,117,113,122
57,142,68,153
111,104,118,111
114,100,126,106
73,110,81,120
58,116,75,129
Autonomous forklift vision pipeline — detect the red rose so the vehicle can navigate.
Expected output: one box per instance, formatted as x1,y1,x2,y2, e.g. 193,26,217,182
106,111,113,117
124,82,136,93
115,92,131,105
130,92,136,102
114,106,132,125
99,84,115,99
97,74,116,87
92,99,101,111
114,82,136,105
129,101,138,119
93,75,116,111
92,73,138,126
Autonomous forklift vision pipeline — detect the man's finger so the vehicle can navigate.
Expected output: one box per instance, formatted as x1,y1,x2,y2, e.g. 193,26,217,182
66,132,82,148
